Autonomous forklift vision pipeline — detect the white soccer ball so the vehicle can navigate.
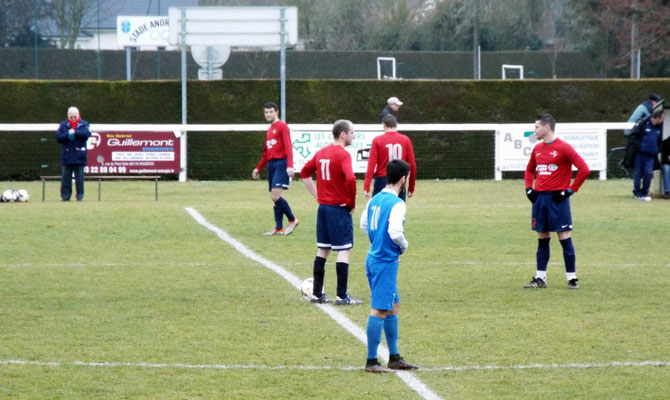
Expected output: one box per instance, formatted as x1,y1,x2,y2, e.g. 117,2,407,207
300,277,323,301
16,189,29,202
2,189,17,202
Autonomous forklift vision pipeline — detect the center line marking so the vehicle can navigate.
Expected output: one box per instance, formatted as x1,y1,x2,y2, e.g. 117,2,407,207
185,207,442,400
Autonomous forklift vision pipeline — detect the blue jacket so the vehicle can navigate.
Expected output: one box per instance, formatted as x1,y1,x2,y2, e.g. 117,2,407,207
55,119,91,165
624,100,654,136
638,119,661,156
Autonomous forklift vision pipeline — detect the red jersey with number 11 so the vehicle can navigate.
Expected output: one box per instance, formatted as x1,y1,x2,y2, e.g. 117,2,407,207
525,138,590,192
300,144,357,209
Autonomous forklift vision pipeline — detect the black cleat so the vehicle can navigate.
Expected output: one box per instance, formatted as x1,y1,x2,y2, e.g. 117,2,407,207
524,277,547,288
568,278,579,290
365,359,392,373
310,293,332,304
335,294,363,305
387,355,418,370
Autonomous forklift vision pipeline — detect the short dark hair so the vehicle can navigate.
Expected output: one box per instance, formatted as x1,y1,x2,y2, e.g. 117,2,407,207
536,113,556,131
382,114,398,128
386,159,410,185
649,93,662,102
264,102,278,111
332,120,352,139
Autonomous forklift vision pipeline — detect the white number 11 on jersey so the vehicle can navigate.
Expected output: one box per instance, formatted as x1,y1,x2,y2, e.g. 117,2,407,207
319,159,331,180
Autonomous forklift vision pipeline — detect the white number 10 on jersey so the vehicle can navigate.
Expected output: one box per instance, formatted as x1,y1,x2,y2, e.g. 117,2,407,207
386,143,402,160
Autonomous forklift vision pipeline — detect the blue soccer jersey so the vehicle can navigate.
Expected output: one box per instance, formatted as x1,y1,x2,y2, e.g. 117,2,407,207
365,191,405,261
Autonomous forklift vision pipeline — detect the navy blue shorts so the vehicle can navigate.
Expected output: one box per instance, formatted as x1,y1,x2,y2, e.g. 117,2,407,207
366,256,399,311
532,192,573,232
373,176,406,201
316,204,353,251
267,158,289,191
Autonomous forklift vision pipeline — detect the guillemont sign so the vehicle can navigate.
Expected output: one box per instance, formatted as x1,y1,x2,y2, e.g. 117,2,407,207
117,16,170,47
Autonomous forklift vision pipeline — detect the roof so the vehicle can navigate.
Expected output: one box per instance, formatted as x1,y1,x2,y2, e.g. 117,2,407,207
82,0,198,29
40,0,198,36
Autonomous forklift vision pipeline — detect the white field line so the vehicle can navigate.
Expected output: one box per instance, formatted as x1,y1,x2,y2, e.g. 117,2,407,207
184,207,442,400
2,359,668,372
3,261,669,268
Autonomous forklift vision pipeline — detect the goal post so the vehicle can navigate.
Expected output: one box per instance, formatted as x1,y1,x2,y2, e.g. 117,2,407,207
377,57,396,80
501,64,524,80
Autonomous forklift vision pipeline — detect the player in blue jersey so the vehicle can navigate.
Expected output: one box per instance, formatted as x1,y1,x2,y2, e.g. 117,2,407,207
359,159,418,373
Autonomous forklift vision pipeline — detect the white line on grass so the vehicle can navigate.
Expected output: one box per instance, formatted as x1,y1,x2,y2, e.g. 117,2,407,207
185,207,442,400
4,261,668,268
3,359,668,372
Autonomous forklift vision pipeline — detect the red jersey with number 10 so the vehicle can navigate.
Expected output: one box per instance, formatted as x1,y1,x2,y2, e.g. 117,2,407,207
300,144,357,209
256,120,293,172
525,137,590,192
363,131,417,193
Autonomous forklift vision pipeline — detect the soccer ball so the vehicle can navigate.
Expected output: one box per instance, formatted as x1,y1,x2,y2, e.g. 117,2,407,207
300,277,322,301
1,189,17,202
16,189,29,202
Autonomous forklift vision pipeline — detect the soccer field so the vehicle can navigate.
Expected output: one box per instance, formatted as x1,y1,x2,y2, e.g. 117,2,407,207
1,179,668,399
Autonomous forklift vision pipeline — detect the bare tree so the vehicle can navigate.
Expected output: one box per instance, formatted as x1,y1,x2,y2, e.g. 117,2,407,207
47,0,95,49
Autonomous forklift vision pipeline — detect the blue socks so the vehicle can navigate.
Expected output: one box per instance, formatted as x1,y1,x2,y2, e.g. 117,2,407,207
273,197,295,229
366,315,384,359
536,238,551,272
384,315,399,356
560,237,576,274
366,314,400,359
273,203,283,230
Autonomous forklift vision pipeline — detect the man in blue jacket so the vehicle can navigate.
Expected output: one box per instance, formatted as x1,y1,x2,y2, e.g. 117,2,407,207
55,107,91,201
624,93,662,136
632,110,664,201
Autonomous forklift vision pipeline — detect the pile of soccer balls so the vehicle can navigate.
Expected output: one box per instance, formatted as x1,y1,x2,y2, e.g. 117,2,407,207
1,189,29,203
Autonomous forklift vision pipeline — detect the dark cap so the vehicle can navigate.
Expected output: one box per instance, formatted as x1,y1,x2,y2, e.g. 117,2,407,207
649,93,662,102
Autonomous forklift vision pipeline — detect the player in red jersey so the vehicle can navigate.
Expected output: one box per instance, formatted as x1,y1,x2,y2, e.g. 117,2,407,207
252,102,299,236
523,113,590,290
300,120,362,305
363,114,417,201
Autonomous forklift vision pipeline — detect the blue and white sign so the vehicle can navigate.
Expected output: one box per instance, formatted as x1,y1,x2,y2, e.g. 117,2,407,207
117,16,170,47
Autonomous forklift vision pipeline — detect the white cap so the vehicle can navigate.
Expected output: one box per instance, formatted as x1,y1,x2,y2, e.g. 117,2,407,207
387,96,403,106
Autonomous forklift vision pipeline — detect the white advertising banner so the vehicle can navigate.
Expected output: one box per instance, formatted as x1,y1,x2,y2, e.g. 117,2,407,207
292,130,384,173
495,124,607,180
117,16,170,47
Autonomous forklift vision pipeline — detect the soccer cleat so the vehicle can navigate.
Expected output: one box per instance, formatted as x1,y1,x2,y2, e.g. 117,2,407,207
263,228,284,235
568,278,579,290
283,219,299,235
387,355,419,370
635,196,652,202
523,277,547,288
310,293,332,304
365,360,392,373
335,294,363,305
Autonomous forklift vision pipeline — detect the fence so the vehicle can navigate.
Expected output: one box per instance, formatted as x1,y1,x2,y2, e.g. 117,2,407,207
0,123,633,182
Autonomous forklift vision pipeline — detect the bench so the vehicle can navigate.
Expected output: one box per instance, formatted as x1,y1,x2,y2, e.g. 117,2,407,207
40,175,161,201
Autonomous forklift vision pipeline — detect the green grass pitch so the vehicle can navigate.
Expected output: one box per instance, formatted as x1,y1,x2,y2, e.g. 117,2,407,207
1,179,668,399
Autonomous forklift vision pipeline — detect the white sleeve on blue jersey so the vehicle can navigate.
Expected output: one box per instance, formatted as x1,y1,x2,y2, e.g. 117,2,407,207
388,201,408,253
359,198,372,234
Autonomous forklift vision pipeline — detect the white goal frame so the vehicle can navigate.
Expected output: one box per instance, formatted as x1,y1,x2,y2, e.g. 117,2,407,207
502,64,524,80
377,57,397,80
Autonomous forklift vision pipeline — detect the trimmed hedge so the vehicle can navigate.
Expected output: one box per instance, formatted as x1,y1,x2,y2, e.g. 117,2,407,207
0,48,597,80
0,79,668,180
